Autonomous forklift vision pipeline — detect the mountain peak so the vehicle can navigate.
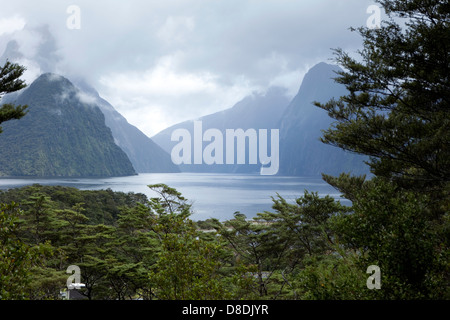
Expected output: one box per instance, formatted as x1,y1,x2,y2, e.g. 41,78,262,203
277,62,369,176
35,73,72,85
301,62,341,87
292,62,344,105
0,74,137,177
30,73,74,91
308,62,340,73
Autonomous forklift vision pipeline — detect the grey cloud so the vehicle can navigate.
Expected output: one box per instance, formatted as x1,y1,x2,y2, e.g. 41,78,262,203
0,0,377,136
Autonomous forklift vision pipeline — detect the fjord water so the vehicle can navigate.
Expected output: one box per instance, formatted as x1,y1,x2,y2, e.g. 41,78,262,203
0,173,347,221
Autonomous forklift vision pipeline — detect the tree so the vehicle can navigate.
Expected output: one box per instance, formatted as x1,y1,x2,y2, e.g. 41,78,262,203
0,203,50,299
150,214,228,300
0,61,31,298
313,0,449,299
329,177,448,299
315,0,449,197
73,223,117,300
19,191,57,245
255,192,352,299
0,60,28,133
111,203,158,300
216,213,271,298
261,192,349,257
215,210,297,299
148,184,229,300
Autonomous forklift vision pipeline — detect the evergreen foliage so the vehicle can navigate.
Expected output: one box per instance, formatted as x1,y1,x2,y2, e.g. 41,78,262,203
0,60,28,134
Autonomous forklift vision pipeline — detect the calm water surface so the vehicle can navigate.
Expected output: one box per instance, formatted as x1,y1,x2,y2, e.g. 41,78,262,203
0,173,348,221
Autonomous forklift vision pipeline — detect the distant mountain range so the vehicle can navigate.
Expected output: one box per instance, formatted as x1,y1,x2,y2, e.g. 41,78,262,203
152,62,369,176
152,86,290,174
1,28,369,178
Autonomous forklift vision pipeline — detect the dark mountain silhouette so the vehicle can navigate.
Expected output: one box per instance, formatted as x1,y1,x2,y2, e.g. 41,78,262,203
152,62,369,176
152,87,290,174
277,62,369,176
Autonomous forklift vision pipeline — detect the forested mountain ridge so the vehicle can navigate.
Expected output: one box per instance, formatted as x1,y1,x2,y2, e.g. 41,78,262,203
0,73,136,177
0,35,179,174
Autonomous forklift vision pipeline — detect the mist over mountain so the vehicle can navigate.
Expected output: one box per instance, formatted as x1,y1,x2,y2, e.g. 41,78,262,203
152,62,369,176
0,25,367,177
278,62,369,176
0,40,22,65
0,25,62,81
152,86,290,173
0,29,179,174
0,73,136,177
71,80,179,173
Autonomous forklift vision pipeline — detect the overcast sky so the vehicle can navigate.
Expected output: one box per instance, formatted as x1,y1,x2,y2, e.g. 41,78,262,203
0,0,378,137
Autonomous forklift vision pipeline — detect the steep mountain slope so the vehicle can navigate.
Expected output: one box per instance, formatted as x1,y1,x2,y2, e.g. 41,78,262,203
152,62,369,176
0,73,136,177
1,32,178,174
73,80,179,173
152,86,290,173
278,62,369,176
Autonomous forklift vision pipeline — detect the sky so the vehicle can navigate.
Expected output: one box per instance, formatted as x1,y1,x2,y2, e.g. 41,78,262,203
0,0,378,137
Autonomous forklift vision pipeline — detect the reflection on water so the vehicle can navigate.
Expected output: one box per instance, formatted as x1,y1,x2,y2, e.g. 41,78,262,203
0,173,349,221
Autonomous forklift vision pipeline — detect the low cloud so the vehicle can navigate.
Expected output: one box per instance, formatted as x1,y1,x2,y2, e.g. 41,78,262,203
0,15,26,37
0,0,376,137
156,16,195,45
76,90,98,106
100,53,218,97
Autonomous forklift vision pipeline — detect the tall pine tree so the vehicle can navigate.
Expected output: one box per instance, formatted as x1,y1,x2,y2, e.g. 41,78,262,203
314,0,449,298
0,60,28,133
315,0,449,198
